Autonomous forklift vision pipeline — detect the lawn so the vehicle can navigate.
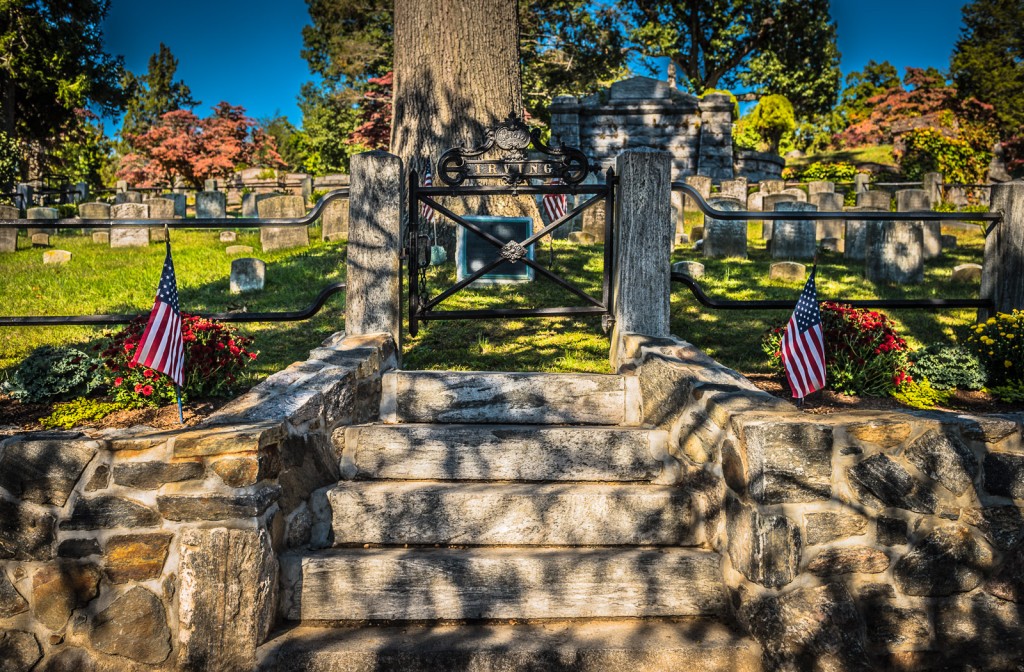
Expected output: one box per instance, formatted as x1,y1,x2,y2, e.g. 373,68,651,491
0,216,987,389
786,145,897,171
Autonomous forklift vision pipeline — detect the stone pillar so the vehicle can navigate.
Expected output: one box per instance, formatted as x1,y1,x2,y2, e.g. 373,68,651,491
982,181,1024,315
611,148,673,369
923,172,943,207
865,220,924,284
770,202,817,260
897,188,940,259
697,94,734,180
703,197,747,259
346,151,403,346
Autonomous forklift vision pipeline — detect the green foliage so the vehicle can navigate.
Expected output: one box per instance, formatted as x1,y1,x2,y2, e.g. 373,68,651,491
260,115,307,171
951,0,1024,137
3,345,104,403
297,83,365,175
40,398,123,430
0,131,20,190
992,379,1024,403
835,60,900,130
892,377,952,410
798,162,858,182
735,95,795,155
962,311,1024,386
899,127,991,185
120,43,199,147
909,344,987,390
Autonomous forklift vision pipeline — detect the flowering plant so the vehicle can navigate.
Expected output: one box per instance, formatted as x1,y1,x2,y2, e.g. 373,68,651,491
763,302,911,397
962,311,1024,387
100,314,258,408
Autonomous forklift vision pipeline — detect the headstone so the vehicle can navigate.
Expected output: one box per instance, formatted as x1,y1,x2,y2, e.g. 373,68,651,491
820,237,843,253
241,193,258,218
923,172,943,207
581,201,607,242
676,232,689,245
257,194,309,251
31,232,50,247
761,194,797,239
854,173,870,194
946,186,968,208
150,226,168,243
684,175,712,212
144,197,176,220
865,220,924,284
760,179,785,195
77,202,110,220
300,175,313,203
568,231,597,244
769,202,817,260
844,207,886,262
807,181,835,196
230,258,266,294
226,245,254,255
16,183,33,209
204,178,218,192
671,189,685,241
769,261,806,282
780,187,808,202
942,234,958,249
26,207,58,236
110,203,150,248
162,193,187,217
74,182,88,202
43,250,71,265
0,204,19,252
703,197,747,259
809,192,845,239
115,180,128,193
321,197,349,242
690,226,704,242
92,231,110,245
196,191,227,219
857,191,890,210
952,263,982,283
897,189,941,259
720,178,748,202
671,261,704,279
114,191,142,205
746,192,764,212
220,231,237,243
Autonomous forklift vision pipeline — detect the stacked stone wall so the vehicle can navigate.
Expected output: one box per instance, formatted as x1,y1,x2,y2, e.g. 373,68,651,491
0,332,395,671
625,333,1024,671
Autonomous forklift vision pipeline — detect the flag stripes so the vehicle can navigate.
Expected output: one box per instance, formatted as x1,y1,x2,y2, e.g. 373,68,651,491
131,240,185,387
542,178,567,223
780,268,825,399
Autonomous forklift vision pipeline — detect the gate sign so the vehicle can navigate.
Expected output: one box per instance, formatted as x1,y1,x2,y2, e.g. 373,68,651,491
437,113,590,187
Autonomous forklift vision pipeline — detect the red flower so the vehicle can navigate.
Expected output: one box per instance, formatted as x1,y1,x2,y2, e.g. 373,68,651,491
114,377,123,387
143,369,155,378
134,383,143,393
124,342,135,351
140,385,154,396
248,352,258,360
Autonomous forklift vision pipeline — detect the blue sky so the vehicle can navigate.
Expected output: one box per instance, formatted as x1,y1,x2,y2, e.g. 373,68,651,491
101,0,969,130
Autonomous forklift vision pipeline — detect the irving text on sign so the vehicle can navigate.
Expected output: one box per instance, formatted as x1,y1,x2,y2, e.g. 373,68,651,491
464,161,556,177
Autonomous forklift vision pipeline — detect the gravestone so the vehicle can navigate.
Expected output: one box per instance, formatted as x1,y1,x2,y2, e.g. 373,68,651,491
31,232,50,247
110,203,150,248
690,226,704,243
220,231,237,243
946,186,968,208
769,261,806,282
761,194,797,239
77,202,110,220
26,207,58,236
196,191,227,219
581,201,606,242
865,220,924,284
703,197,746,259
807,181,834,196
114,191,142,205
257,195,309,251
952,263,982,283
942,234,958,249
844,207,886,261
43,250,71,264
671,189,685,241
321,197,349,242
568,231,597,244
857,190,890,210
780,187,808,202
241,193,258,218
854,173,869,194
0,204,19,252
809,192,844,239
92,231,110,245
747,192,764,213
720,178,748,203
230,258,265,294
671,261,704,279
162,193,187,217
16,183,33,209
760,179,785,195
684,175,712,212
820,237,842,253
896,189,941,259
144,197,176,245
923,172,943,207
769,202,817,260
226,245,254,255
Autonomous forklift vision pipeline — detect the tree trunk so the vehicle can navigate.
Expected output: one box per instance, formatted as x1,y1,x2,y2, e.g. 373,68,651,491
392,0,532,252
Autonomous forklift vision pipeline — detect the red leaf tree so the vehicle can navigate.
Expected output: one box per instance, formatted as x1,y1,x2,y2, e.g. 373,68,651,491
347,72,392,150
118,102,285,188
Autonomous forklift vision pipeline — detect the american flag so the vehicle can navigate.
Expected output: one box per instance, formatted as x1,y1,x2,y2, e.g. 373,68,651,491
542,177,567,224
131,240,184,387
420,164,435,225
781,267,825,399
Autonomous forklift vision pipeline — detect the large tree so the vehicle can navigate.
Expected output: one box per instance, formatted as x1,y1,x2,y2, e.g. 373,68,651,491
120,43,198,144
0,0,125,178
951,0,1024,136
627,0,841,118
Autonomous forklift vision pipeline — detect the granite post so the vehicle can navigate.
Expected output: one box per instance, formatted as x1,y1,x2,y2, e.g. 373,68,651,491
982,181,1024,315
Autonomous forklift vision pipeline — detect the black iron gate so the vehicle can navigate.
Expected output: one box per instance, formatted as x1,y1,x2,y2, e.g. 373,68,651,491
406,114,615,337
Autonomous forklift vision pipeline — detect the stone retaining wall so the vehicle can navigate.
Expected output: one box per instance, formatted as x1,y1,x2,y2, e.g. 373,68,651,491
624,333,1024,672
0,332,395,671
733,149,786,182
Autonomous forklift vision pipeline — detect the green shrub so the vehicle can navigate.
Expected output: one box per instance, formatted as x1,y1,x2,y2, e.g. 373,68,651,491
992,380,1024,403
893,378,952,409
899,127,991,185
909,344,987,390
962,311,1024,386
2,345,104,403
0,131,20,191
734,95,796,155
57,204,77,218
310,188,328,205
40,397,123,429
799,162,859,183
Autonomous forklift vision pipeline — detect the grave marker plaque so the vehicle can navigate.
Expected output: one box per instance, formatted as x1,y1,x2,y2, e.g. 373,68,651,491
457,216,535,286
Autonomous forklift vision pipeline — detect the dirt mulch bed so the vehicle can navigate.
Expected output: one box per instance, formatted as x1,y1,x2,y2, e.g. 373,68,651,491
0,394,228,436
745,373,1024,416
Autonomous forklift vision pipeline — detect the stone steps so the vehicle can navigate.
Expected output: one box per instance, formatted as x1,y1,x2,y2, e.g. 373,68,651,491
339,423,673,482
326,482,699,546
257,620,763,672
380,371,639,426
280,547,726,622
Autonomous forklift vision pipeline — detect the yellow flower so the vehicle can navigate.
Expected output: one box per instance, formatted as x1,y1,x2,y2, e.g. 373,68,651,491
1009,334,1015,340
989,318,997,325
1007,360,1014,368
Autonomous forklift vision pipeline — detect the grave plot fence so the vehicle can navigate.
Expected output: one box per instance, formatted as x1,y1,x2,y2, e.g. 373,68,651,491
0,189,350,327
671,182,1001,313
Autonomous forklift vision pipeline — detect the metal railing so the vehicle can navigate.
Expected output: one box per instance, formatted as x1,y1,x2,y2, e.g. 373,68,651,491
672,182,999,313
0,189,350,328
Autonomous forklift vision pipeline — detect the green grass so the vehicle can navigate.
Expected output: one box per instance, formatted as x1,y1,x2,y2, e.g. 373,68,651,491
787,145,897,171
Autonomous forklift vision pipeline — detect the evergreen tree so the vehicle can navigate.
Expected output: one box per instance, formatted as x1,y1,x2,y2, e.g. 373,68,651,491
121,43,198,146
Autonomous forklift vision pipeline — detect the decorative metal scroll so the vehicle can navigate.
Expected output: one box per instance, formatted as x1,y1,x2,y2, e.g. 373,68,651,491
436,112,590,187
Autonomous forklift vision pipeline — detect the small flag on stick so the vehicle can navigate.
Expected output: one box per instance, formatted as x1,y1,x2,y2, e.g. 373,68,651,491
131,237,185,422
781,266,826,399
542,177,567,223
420,164,435,226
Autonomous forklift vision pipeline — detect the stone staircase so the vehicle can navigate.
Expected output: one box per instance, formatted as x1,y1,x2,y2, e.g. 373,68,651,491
257,371,761,671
